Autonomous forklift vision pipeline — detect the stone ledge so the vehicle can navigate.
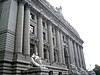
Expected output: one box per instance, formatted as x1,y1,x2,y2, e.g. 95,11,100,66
21,67,49,75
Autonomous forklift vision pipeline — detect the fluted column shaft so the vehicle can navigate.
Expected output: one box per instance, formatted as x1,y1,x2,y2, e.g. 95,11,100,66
23,4,30,55
80,47,86,69
37,13,44,59
60,31,65,64
56,27,62,63
68,37,75,65
15,3,24,53
77,45,83,68
73,42,79,67
48,22,54,61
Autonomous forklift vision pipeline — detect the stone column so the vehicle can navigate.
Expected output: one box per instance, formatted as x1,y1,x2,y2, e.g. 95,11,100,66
15,2,24,53
56,27,62,63
48,21,54,61
68,37,74,65
77,45,83,68
80,46,86,69
23,4,30,56
73,42,79,67
60,31,65,64
37,13,44,59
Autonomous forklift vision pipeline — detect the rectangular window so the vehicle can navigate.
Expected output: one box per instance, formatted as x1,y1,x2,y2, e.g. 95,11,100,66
43,32,46,40
63,35,65,42
30,44,35,56
53,38,55,45
44,49,47,59
30,25,34,34
42,21,45,27
54,50,58,62
52,27,54,33
30,13,35,20
54,50,56,62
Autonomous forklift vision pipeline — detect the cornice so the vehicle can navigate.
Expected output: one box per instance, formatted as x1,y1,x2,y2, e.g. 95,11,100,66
29,0,84,44
38,1,80,34
37,0,83,39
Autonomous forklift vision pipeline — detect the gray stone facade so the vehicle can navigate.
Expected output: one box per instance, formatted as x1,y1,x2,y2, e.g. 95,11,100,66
0,0,87,75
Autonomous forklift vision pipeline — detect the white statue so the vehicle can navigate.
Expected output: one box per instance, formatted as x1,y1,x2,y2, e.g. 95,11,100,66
88,70,96,75
70,64,80,75
79,68,88,75
31,53,45,67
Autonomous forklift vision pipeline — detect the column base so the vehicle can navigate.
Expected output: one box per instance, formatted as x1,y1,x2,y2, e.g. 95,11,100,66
13,53,30,74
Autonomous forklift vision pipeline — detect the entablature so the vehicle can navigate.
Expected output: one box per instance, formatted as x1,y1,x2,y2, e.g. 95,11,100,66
25,0,84,45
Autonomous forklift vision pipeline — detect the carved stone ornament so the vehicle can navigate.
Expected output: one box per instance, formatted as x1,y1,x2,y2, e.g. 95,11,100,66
70,64,80,75
31,53,45,67
79,68,88,75
70,64,88,75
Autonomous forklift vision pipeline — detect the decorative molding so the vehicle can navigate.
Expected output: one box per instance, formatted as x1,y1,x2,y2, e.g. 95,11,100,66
0,29,15,35
30,0,83,44
18,0,26,4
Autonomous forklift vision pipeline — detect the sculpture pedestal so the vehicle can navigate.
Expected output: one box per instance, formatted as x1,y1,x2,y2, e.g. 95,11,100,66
22,67,49,75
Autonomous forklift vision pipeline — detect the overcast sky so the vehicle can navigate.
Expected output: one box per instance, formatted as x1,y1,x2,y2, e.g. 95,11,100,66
47,0,100,70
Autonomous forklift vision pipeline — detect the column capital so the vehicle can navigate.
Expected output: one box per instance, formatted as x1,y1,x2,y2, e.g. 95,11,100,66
47,20,52,25
37,9,44,17
37,12,43,19
55,26,60,31
25,3,31,9
18,0,26,5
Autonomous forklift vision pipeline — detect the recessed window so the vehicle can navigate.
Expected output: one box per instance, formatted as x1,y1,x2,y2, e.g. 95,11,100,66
52,27,54,33
30,25,34,34
30,13,35,20
54,50,56,62
42,21,45,27
54,50,58,62
63,35,64,41
43,32,46,40
53,38,55,45
30,44,35,56
44,49,47,59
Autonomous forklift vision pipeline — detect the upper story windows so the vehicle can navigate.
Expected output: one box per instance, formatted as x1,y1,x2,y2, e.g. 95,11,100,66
52,27,54,33
42,20,48,30
52,26,55,35
42,21,45,27
43,32,46,40
63,35,65,42
30,12,37,23
62,34,68,44
30,13,35,20
30,25,34,34
53,37,55,46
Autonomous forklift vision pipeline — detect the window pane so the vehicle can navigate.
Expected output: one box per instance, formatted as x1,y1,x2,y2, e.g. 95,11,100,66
43,32,46,40
42,21,45,27
44,49,47,59
53,38,55,45
30,44,35,56
30,25,34,34
30,13,35,20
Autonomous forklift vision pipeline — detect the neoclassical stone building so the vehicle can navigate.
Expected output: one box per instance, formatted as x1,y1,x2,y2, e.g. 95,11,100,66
0,0,87,75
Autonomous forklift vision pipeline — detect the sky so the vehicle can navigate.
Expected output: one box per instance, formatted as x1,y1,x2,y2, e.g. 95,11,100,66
47,0,100,70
